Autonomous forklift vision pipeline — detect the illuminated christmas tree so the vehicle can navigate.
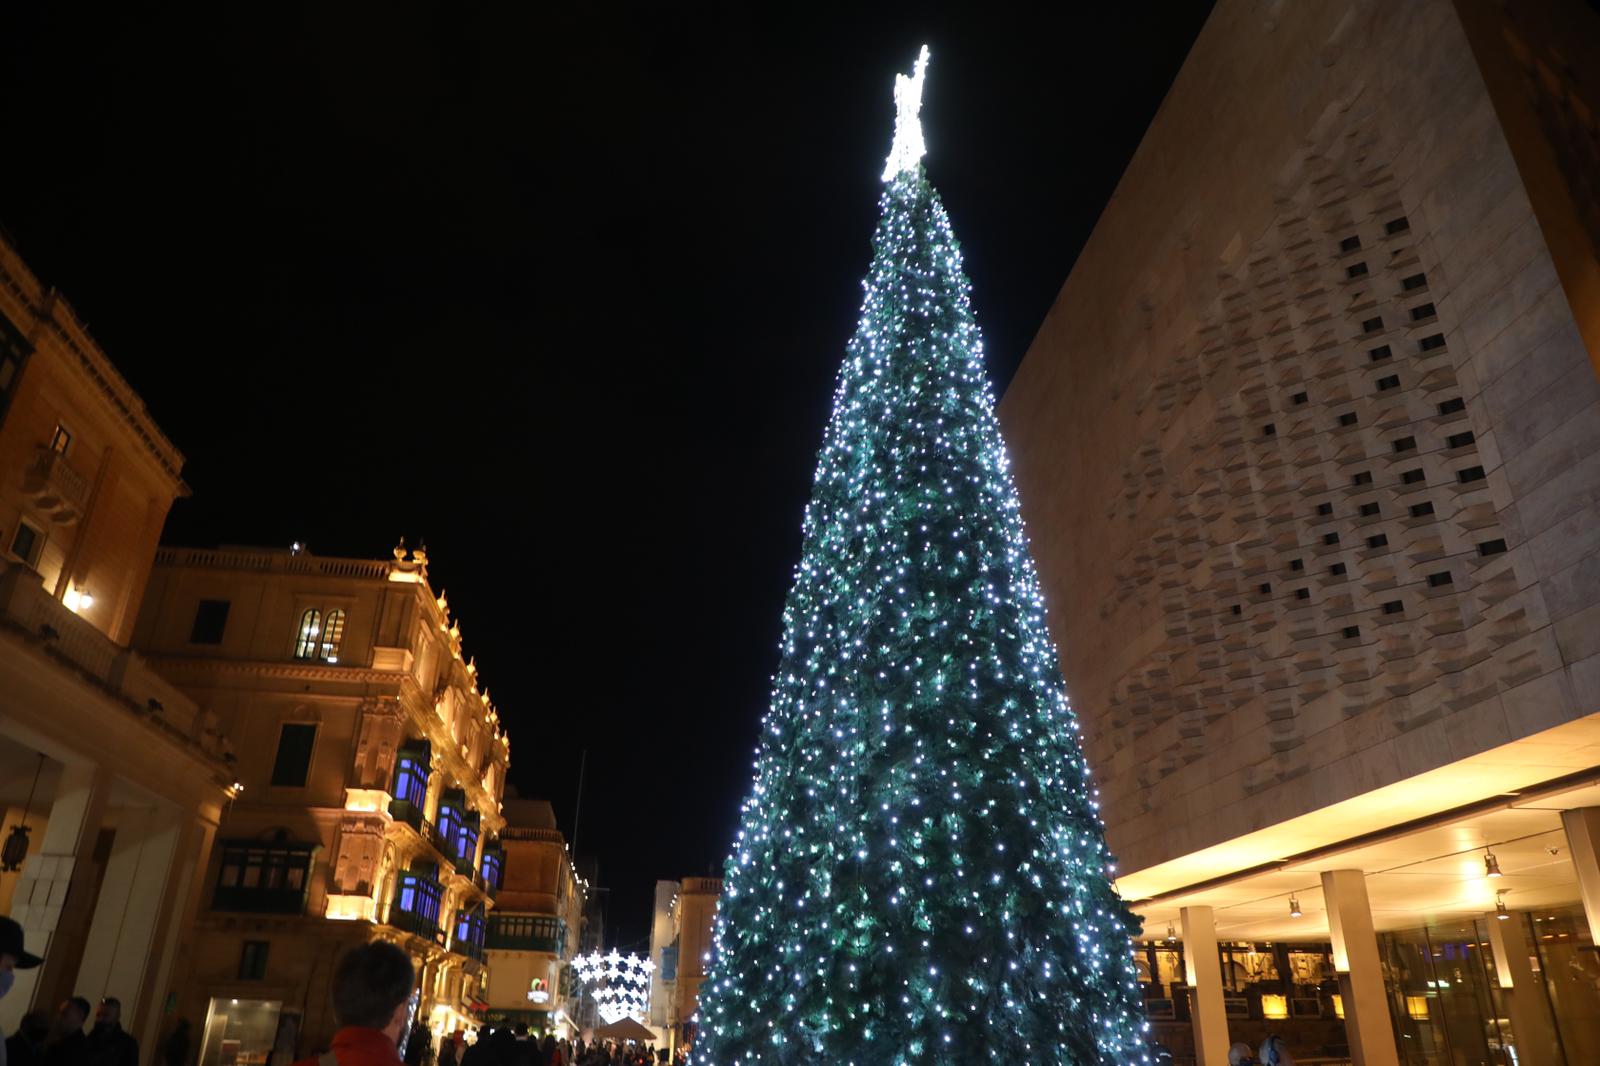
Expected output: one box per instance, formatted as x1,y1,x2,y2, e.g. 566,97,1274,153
691,48,1150,1066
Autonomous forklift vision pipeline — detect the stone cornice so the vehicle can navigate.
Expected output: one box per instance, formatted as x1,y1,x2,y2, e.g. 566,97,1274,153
0,235,186,489
146,654,409,687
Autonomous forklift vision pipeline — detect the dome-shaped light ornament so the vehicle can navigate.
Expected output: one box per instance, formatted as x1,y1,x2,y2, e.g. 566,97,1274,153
1484,848,1503,878
1289,896,1303,919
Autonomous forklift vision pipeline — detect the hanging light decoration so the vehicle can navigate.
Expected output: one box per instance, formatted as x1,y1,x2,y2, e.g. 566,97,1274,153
2,754,45,872
1289,896,1303,919
571,950,654,1023
1483,848,1503,878
1495,890,1510,921
1165,922,1178,943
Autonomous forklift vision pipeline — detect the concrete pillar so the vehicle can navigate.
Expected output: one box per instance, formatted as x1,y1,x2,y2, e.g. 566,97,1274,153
1,761,110,1030
1485,908,1562,1065
1321,869,1399,1066
1560,807,1600,944
1180,905,1230,1066
75,807,183,1004
131,812,216,1063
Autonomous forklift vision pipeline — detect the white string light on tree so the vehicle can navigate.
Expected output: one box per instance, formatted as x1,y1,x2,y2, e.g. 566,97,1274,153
688,45,1152,1065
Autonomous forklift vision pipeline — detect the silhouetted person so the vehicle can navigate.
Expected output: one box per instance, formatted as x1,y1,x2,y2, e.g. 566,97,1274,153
44,998,90,1066
163,1020,191,1066
86,999,137,1066
290,942,414,1066
7,1012,51,1066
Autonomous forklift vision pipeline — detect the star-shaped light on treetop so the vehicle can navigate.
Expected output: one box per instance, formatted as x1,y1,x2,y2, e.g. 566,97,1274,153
882,45,930,181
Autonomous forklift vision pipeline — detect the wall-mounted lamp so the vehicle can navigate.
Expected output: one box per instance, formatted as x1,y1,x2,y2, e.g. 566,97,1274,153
1,754,45,871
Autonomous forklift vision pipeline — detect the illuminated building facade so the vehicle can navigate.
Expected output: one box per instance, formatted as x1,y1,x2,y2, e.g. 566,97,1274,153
480,796,586,1037
645,877,719,1057
132,544,510,1063
999,2,1600,1064
0,230,235,1053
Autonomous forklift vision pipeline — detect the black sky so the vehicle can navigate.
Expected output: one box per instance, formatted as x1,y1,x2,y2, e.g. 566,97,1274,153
0,2,1213,948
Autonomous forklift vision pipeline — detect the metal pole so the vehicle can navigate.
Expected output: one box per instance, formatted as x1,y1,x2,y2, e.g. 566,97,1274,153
570,748,588,857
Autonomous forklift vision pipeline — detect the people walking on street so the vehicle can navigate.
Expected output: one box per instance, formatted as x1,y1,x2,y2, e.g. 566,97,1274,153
290,942,414,1066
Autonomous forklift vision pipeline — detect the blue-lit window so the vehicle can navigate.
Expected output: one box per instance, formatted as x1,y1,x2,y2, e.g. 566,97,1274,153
481,846,502,890
455,906,485,953
437,799,464,850
397,870,442,926
393,752,428,808
455,814,479,865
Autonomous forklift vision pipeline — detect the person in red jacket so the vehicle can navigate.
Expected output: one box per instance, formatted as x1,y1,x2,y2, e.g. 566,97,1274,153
294,943,415,1066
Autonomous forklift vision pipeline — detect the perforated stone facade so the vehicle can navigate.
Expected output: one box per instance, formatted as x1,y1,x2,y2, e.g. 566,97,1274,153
999,0,1600,877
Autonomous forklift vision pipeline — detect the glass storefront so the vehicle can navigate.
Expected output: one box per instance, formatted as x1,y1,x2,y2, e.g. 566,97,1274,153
1137,941,1349,1063
1376,920,1509,1065
199,998,282,1066
1532,904,1600,1066
1135,911,1599,1066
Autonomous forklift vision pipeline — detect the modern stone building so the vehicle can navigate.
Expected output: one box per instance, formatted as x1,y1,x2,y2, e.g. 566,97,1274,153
480,795,586,1038
0,230,235,1054
998,2,1600,1065
132,544,510,1064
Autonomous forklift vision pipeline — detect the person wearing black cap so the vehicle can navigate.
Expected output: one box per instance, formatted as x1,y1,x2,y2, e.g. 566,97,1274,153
1,915,47,1066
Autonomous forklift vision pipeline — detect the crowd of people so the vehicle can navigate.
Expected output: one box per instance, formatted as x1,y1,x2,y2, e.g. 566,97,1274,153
436,1028,675,1066
1,919,146,1066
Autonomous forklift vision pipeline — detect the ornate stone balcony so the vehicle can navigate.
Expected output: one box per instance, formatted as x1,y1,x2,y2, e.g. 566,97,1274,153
22,445,88,524
0,561,234,769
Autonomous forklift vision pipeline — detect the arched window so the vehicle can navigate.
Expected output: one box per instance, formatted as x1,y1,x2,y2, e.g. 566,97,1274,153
320,608,346,662
293,609,321,659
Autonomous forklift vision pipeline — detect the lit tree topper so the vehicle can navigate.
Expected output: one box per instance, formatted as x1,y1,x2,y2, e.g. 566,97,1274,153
881,44,930,181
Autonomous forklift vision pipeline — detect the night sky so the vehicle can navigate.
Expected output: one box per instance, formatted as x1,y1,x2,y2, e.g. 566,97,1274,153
0,3,1212,948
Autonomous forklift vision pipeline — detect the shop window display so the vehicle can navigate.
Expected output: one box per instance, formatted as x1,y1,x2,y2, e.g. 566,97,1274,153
1532,904,1600,1066
198,998,281,1066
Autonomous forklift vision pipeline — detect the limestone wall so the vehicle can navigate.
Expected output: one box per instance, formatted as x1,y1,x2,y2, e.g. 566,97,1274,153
999,0,1600,875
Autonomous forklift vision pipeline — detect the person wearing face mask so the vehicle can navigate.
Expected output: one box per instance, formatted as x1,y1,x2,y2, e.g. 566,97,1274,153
1,917,46,1066
85,1000,137,1066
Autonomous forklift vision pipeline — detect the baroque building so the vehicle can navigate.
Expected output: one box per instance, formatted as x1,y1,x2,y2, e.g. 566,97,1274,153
132,543,510,1064
480,795,586,1038
0,230,234,1051
999,2,1600,1065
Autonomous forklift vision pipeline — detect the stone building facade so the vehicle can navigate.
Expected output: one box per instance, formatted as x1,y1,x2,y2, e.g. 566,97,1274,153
132,544,510,1064
648,877,719,1058
0,229,235,1054
480,796,585,1038
997,2,1600,1064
